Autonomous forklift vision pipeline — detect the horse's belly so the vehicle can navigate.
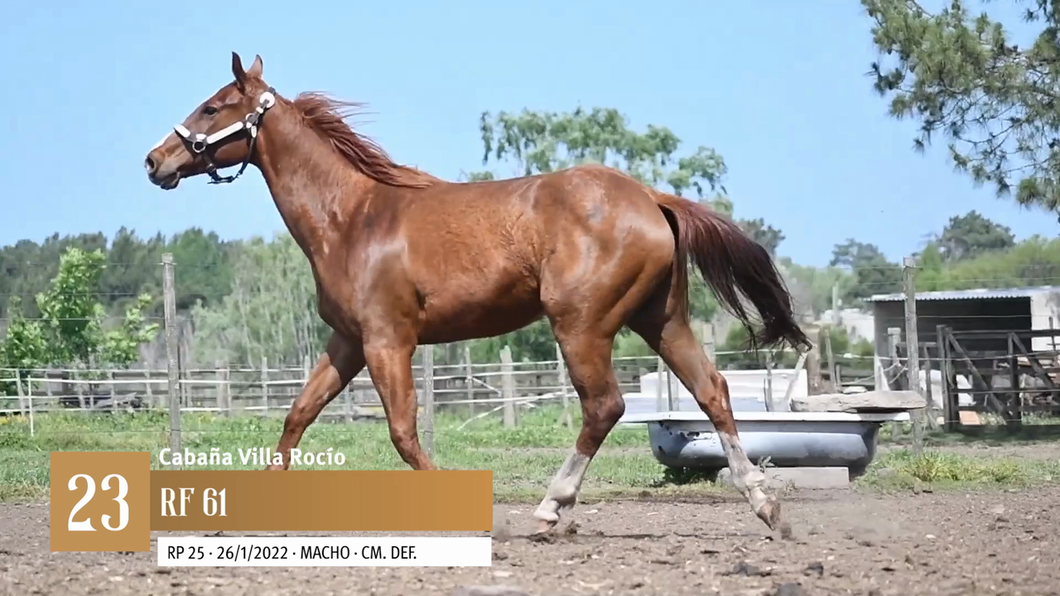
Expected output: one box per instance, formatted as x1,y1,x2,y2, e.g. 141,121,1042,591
417,278,543,344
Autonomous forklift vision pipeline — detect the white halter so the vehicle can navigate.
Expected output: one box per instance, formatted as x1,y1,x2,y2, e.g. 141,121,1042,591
171,89,277,185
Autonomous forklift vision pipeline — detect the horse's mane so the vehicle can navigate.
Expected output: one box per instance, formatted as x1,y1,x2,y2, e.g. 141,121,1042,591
288,92,438,189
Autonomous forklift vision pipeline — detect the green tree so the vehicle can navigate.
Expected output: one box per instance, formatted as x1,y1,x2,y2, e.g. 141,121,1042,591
777,258,856,317
166,228,238,312
830,239,903,301
0,232,107,318
914,240,947,290
738,218,786,256
0,247,158,372
190,234,330,367
936,210,1016,261
863,0,1060,214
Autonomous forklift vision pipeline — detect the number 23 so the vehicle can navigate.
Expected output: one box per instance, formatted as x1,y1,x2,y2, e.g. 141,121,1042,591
68,473,130,532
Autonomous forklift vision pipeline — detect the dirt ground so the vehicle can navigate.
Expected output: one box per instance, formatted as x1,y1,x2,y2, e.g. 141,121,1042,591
2,486,1058,596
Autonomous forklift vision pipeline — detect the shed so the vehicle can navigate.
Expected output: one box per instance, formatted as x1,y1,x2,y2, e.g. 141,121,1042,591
866,286,1060,358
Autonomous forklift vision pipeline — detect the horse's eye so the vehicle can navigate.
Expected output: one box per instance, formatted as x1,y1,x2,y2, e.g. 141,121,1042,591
203,105,218,116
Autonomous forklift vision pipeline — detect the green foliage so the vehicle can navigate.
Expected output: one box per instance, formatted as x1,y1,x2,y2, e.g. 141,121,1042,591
863,448,1043,488
918,233,1060,289
166,228,237,311
0,247,158,381
863,0,1060,214
825,324,876,359
0,228,237,321
467,319,558,363
829,239,902,301
0,232,107,319
100,294,159,366
476,107,728,199
778,257,856,316
0,297,46,370
718,323,791,369
936,210,1016,261
738,218,785,256
190,234,331,367
34,247,108,364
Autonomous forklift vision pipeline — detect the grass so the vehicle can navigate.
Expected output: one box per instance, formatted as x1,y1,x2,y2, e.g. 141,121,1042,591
858,447,1060,490
0,405,690,503
1,405,1057,502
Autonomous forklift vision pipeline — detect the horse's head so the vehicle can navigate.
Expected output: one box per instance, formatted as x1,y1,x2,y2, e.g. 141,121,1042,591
145,52,276,189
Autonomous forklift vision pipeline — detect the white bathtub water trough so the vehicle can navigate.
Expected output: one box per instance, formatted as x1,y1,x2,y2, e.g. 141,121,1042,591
618,369,921,479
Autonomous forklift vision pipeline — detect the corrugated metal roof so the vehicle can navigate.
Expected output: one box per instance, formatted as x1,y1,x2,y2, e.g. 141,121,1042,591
867,286,1060,303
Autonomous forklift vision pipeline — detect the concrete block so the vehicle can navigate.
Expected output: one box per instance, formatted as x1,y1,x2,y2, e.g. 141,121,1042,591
791,390,925,413
717,466,850,489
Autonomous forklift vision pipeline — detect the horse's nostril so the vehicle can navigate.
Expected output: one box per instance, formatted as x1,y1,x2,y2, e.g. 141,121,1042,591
144,156,156,174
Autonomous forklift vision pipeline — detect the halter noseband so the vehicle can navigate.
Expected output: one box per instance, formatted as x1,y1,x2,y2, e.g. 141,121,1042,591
172,87,277,185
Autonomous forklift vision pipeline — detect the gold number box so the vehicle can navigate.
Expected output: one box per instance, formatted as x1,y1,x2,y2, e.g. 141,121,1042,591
49,452,494,552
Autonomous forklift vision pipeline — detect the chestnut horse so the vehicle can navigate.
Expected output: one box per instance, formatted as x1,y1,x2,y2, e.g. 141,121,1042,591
145,53,811,535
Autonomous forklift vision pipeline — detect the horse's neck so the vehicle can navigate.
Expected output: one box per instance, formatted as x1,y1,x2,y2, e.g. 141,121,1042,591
253,106,373,260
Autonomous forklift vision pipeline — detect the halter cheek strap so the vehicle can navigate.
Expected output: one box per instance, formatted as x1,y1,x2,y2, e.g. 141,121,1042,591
172,87,277,185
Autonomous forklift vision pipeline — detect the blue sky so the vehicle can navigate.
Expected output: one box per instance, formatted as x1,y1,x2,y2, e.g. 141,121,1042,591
1,0,1055,267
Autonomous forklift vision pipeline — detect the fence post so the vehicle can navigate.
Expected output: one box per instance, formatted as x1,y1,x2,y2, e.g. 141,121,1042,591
162,253,181,468
464,343,475,417
806,338,822,394
936,325,955,431
27,375,35,437
903,255,924,453
556,342,572,429
500,345,516,428
75,369,85,410
15,369,26,417
260,356,269,414
922,343,936,429
343,384,353,423
887,327,903,439
666,359,676,411
701,321,715,360
422,347,435,457
108,370,116,410
655,356,666,412
764,350,775,410
823,328,837,391
302,354,311,413
218,361,232,416
144,369,154,408
44,372,53,412
15,370,34,436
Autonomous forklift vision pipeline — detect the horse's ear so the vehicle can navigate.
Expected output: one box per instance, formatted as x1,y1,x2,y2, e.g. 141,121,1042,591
247,54,264,79
232,51,247,90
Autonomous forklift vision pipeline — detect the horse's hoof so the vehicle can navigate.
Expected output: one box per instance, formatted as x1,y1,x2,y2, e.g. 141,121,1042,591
533,519,557,535
756,497,783,532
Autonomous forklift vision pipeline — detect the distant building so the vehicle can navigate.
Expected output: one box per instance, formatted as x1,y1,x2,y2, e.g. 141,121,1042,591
817,308,875,344
865,286,1060,358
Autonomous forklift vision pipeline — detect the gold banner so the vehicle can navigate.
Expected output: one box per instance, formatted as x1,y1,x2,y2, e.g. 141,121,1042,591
150,470,494,532
49,452,494,552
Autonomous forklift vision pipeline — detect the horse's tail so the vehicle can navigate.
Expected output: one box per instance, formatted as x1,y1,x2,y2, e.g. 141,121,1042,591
654,192,811,353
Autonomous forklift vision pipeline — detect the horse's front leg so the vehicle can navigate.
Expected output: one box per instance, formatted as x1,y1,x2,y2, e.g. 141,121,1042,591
266,332,365,470
363,340,436,470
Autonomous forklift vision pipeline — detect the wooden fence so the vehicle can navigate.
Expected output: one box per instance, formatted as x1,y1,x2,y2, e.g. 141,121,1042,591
0,350,667,422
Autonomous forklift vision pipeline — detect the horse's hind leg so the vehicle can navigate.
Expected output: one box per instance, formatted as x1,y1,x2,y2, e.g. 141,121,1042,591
531,331,624,532
628,295,786,534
